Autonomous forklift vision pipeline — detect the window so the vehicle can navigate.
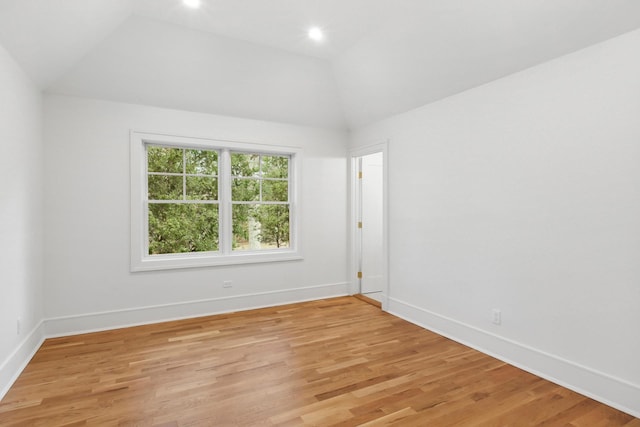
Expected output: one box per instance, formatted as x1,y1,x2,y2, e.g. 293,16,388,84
147,146,220,255
131,132,301,271
231,153,290,251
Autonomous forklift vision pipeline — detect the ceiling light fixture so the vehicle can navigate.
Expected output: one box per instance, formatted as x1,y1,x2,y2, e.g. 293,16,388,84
308,27,324,42
183,0,201,9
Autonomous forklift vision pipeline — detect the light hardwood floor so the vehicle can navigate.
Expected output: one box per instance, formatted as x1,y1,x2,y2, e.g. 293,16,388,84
0,297,637,426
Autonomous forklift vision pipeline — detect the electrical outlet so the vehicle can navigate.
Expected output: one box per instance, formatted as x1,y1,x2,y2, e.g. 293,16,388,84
492,309,501,325
223,280,233,288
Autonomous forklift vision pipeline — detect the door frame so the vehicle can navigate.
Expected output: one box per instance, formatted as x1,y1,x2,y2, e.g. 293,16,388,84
349,141,389,310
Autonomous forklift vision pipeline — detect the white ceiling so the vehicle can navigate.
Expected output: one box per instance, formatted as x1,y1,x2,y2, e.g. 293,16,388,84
1,0,640,129
0,0,132,87
131,0,400,60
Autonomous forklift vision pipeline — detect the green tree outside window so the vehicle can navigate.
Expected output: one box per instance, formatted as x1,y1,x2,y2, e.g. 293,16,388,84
231,153,290,250
147,146,290,255
147,146,219,255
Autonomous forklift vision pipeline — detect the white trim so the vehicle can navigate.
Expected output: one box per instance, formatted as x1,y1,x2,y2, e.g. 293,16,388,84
349,142,390,310
130,131,302,271
220,149,232,254
44,282,349,338
0,283,348,401
132,251,304,272
0,320,46,401
387,297,640,418
4,291,638,419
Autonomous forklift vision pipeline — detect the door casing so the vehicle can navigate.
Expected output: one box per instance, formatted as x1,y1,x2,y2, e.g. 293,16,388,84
349,142,389,310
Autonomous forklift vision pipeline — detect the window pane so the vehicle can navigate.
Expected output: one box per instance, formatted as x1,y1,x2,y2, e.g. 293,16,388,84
186,149,217,175
255,204,290,249
148,146,183,173
262,180,288,202
231,204,254,250
148,203,219,254
186,176,218,200
262,155,289,179
231,153,260,177
148,175,183,200
232,178,259,201
232,204,290,251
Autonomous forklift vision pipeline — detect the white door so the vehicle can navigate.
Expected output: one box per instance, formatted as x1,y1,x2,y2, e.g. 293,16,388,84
359,152,384,295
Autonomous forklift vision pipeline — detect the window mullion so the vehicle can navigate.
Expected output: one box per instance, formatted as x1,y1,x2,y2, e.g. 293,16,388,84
220,149,232,255
182,149,187,201
259,155,263,202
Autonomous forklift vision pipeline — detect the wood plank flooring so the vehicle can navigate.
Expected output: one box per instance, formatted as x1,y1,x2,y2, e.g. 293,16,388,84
0,297,637,426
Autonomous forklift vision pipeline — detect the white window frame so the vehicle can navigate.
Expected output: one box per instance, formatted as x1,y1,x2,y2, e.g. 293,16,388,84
131,131,302,272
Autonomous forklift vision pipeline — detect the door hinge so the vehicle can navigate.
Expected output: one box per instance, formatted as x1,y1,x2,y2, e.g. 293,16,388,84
357,221,362,229
357,271,363,279
358,171,363,179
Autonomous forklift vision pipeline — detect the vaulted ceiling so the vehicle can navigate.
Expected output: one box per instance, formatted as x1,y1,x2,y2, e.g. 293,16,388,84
2,0,640,130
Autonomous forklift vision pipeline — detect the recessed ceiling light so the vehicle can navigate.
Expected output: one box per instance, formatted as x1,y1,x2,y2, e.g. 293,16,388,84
183,0,201,9
308,27,324,42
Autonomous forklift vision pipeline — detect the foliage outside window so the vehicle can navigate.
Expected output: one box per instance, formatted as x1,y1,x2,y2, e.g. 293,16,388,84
147,146,219,255
131,132,301,271
231,153,290,251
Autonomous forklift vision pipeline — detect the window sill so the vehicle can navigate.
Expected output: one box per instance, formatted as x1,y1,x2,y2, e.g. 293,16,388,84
131,250,303,272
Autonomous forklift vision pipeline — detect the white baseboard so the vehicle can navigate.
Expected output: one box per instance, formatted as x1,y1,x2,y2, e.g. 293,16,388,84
8,288,635,419
0,321,45,401
387,297,640,419
0,282,348,402
44,282,349,338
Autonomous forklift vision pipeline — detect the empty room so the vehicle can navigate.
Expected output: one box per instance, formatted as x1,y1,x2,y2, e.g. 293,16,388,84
1,0,639,425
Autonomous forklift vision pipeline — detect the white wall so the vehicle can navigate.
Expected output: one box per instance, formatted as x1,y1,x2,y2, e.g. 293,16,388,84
0,43,44,397
351,29,640,416
43,95,349,334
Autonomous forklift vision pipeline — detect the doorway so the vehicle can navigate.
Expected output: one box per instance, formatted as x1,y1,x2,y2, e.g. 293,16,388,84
351,143,388,309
